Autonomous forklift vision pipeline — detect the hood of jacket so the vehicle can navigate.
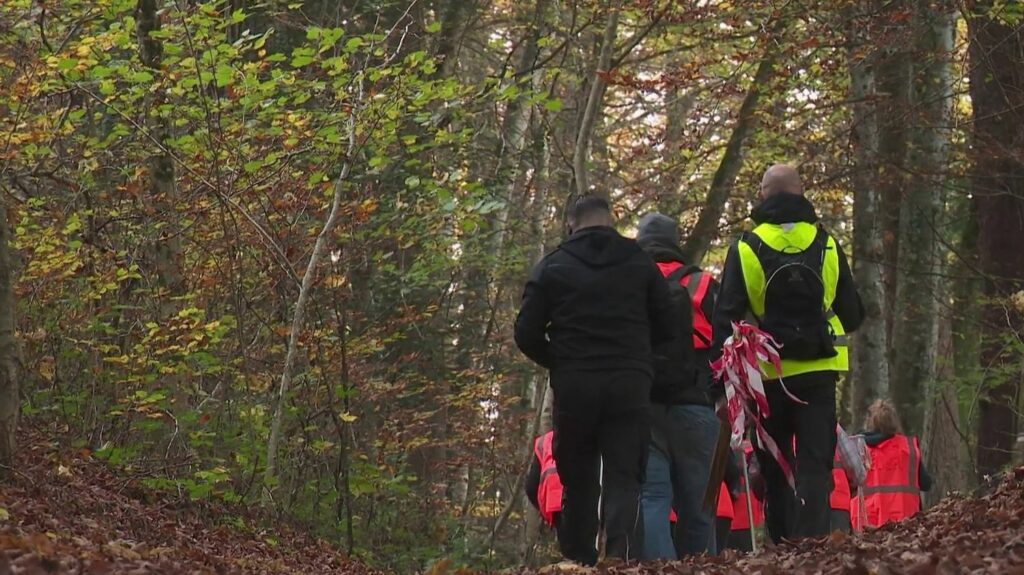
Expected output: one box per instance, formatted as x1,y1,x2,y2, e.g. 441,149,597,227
636,213,687,263
751,193,819,226
559,226,642,268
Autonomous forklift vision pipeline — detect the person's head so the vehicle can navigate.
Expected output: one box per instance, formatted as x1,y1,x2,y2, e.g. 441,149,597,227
636,212,680,247
759,164,804,200
567,194,613,233
865,399,903,436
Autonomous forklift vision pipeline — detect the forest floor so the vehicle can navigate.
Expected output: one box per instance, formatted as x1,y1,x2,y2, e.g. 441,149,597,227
0,426,381,575
1,427,1022,575
527,468,1024,575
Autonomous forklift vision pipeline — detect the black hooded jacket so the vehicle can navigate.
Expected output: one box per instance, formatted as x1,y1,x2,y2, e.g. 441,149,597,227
514,226,675,374
712,194,864,355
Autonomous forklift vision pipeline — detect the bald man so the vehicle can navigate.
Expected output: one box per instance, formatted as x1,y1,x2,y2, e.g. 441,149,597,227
711,164,863,543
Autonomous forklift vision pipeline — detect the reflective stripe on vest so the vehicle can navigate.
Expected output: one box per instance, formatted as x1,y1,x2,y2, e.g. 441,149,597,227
533,432,563,526
737,222,848,378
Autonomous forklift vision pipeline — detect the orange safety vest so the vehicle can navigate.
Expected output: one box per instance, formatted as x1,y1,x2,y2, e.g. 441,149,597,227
533,432,563,527
851,435,921,529
831,449,851,512
716,482,734,520
731,446,764,530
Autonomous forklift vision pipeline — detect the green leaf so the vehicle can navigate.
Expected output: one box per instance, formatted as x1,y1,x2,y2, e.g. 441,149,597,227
344,37,364,53
58,58,77,72
425,21,442,34
544,98,563,112
291,54,315,68
215,64,233,87
131,70,154,83
404,176,420,188
89,65,113,79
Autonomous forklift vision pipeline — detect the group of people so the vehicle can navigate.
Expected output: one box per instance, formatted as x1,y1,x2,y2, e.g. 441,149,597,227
514,165,930,566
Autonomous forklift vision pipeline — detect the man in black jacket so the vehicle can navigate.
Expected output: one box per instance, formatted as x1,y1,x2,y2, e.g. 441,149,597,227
712,164,864,542
635,212,722,558
515,195,674,565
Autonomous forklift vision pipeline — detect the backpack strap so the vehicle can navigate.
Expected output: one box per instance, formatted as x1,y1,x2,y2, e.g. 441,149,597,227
665,265,690,286
677,264,702,280
740,230,767,259
812,225,829,266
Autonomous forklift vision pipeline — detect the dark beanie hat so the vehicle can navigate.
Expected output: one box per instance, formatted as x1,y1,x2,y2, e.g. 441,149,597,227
636,212,679,245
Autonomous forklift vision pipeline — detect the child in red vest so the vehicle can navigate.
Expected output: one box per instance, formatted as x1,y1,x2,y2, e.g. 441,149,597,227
851,400,932,529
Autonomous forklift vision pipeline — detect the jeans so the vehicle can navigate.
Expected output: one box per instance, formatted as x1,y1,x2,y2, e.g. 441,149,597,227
640,440,675,560
640,403,720,558
551,369,650,565
757,371,838,543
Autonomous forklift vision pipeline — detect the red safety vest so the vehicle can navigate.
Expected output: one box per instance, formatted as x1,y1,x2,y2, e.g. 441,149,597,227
716,482,734,520
851,435,921,529
655,261,714,350
731,445,764,530
831,449,851,512
533,432,563,527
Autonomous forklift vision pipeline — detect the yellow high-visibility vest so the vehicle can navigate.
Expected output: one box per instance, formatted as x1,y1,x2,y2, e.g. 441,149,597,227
737,222,848,378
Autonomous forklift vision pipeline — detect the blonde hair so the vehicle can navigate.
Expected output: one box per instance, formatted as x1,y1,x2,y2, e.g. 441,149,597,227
865,399,903,436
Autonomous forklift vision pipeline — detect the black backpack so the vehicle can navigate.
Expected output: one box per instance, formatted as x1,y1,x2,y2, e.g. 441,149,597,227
742,226,838,361
650,266,698,404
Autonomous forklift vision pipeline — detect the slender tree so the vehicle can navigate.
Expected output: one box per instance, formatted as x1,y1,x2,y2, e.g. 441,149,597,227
680,26,782,265
0,199,17,473
847,0,890,426
573,6,619,198
889,0,955,436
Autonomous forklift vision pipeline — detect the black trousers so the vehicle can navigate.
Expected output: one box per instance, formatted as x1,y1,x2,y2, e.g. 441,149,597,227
713,517,731,555
727,528,754,553
551,369,650,565
755,370,837,543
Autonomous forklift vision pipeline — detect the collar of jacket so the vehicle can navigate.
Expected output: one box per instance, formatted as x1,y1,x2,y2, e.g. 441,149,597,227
751,193,819,226
861,431,896,446
571,224,617,236
638,237,686,263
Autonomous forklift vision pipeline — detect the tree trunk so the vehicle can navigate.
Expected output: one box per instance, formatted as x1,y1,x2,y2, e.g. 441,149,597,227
0,201,18,473
923,315,971,505
875,3,913,350
572,6,619,198
656,87,697,217
680,30,781,266
889,0,954,436
846,2,890,427
137,0,183,297
967,3,1024,478
264,118,356,506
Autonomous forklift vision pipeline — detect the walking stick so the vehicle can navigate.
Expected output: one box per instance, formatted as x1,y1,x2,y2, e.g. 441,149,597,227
740,453,758,554
857,485,867,533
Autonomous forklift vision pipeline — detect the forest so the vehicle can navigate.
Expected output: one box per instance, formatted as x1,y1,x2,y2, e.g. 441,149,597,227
0,0,1022,572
